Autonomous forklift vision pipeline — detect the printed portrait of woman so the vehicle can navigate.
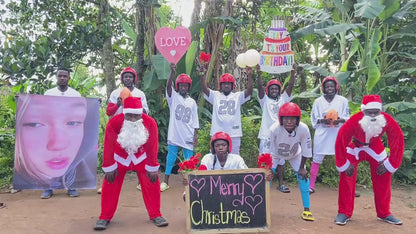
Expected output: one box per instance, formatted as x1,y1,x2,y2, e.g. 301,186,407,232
13,94,99,190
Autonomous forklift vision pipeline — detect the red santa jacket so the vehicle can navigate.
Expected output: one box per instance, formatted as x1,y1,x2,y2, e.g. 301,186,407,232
335,111,404,173
102,113,159,173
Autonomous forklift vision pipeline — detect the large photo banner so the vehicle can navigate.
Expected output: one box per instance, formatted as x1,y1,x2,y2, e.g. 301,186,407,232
13,94,100,190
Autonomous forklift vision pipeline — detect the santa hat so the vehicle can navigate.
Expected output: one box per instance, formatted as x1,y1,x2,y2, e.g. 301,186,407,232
123,97,143,114
361,95,382,110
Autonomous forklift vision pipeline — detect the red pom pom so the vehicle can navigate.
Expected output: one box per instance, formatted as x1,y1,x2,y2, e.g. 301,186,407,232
198,165,207,170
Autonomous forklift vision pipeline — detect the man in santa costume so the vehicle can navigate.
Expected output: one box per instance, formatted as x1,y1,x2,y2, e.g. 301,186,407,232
334,95,404,225
94,97,168,230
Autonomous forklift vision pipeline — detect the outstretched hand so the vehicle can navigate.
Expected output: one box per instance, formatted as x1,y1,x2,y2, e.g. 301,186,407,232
298,168,308,181
105,170,118,183
377,162,388,175
147,171,159,183
345,164,355,177
266,169,274,181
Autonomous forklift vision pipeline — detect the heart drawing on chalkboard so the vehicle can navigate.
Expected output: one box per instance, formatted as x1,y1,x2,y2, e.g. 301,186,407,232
190,178,206,198
244,174,264,194
245,195,263,215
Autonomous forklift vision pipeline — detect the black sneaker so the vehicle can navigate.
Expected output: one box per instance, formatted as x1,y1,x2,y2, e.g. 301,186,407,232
152,216,168,227
378,215,402,225
94,219,110,230
334,213,350,225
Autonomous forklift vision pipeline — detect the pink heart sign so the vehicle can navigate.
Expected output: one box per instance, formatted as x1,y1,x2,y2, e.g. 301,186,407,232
155,26,191,64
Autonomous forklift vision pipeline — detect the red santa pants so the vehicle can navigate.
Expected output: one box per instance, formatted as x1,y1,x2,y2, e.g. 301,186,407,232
338,151,392,218
99,162,162,221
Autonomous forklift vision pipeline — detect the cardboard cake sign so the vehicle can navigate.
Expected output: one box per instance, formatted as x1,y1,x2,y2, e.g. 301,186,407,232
155,26,192,64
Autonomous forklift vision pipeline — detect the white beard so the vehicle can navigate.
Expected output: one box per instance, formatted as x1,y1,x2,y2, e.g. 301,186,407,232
117,119,149,155
359,114,386,142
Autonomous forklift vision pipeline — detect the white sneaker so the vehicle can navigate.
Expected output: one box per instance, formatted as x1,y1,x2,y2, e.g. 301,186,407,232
160,182,170,192
136,184,141,191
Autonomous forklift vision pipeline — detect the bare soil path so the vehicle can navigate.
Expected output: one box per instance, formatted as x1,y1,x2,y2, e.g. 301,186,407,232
1,173,415,234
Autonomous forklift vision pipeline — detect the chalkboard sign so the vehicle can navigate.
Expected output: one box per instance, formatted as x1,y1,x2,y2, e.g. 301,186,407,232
185,169,271,233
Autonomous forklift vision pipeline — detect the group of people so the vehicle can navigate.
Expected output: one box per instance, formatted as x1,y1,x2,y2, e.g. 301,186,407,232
15,61,404,231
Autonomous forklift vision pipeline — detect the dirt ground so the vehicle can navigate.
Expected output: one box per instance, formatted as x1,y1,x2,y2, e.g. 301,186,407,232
0,173,415,234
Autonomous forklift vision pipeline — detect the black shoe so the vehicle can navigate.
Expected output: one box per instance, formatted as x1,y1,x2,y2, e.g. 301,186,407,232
309,188,315,194
94,219,110,230
152,216,168,227
378,215,402,225
334,213,350,225
355,192,360,197
277,185,290,193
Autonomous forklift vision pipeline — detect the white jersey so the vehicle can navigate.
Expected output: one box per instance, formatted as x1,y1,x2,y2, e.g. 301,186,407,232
269,122,312,168
200,153,248,170
311,95,350,155
44,87,81,97
166,90,199,150
258,91,292,139
108,87,149,115
204,89,250,137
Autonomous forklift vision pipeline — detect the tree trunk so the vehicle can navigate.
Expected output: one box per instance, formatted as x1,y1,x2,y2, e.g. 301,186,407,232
99,0,116,100
135,2,146,89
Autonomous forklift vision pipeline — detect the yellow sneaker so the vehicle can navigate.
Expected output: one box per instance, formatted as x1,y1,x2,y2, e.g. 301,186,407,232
160,182,170,192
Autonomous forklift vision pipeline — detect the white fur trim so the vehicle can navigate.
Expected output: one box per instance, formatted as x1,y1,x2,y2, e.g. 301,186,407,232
383,159,397,173
114,152,146,167
123,108,143,114
145,164,160,172
347,147,387,161
131,152,147,165
336,160,351,172
102,162,118,173
361,102,382,110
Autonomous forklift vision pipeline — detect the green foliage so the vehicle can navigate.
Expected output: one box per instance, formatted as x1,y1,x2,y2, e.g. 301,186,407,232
0,87,16,188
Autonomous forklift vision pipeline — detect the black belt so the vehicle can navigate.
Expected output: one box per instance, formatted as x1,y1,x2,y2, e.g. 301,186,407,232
352,137,369,146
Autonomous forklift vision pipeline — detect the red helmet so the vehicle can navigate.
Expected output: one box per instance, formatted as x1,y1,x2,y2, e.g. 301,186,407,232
175,74,192,90
279,102,301,126
321,76,339,93
120,67,138,84
266,79,282,95
210,131,232,154
218,73,236,90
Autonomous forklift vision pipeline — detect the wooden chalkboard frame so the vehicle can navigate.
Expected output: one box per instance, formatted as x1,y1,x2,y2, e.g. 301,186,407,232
185,168,271,233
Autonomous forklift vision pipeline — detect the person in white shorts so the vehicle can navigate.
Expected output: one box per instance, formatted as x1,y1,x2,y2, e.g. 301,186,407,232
309,77,349,194
269,102,314,221
201,65,253,155
161,64,199,192
256,64,295,193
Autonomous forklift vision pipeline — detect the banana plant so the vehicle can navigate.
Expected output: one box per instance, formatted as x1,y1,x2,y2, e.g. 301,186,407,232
292,0,416,98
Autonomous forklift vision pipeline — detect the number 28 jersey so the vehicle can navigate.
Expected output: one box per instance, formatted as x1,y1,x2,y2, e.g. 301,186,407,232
269,121,312,162
204,90,250,137
167,90,199,150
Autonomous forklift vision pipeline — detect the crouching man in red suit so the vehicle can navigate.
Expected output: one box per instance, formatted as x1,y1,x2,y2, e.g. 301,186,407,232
334,95,404,226
94,97,168,230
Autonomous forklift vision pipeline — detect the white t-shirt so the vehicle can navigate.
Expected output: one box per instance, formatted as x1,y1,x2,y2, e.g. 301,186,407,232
257,91,292,139
310,95,350,155
269,122,312,168
166,90,199,150
200,153,248,170
204,90,250,137
108,87,149,115
44,87,81,97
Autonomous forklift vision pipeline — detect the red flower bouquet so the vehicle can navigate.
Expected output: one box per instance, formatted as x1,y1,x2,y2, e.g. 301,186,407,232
178,153,204,173
199,52,211,64
257,153,273,169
